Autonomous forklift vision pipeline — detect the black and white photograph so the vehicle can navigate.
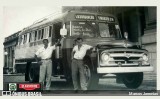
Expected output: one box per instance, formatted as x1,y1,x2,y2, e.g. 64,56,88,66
0,0,159,96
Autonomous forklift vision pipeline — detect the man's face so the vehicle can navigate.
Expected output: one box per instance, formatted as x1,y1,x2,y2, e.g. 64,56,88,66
43,40,48,46
77,39,83,46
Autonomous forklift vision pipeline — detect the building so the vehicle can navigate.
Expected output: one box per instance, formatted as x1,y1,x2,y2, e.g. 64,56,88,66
62,6,157,75
3,31,20,74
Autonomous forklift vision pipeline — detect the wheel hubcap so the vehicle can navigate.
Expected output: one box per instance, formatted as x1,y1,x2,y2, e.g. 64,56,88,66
29,69,34,81
125,75,135,83
84,64,91,85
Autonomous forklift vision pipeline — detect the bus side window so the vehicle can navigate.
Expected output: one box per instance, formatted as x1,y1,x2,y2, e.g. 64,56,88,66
43,27,47,39
18,36,22,45
38,30,41,40
30,31,35,42
43,27,46,39
21,35,24,45
41,28,44,39
29,33,31,42
54,22,61,39
25,34,27,43
22,35,24,44
49,26,52,37
46,26,49,38
26,33,30,43
35,31,37,41
23,34,27,44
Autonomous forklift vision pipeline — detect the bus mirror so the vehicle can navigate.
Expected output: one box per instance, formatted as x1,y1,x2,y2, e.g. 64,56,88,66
124,32,128,40
60,24,67,36
60,28,67,36
4,52,8,55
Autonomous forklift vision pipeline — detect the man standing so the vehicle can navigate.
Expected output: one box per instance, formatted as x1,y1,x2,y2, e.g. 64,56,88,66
35,39,55,90
71,37,93,91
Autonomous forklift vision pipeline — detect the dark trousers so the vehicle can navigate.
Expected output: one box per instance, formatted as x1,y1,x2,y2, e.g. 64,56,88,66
71,59,87,90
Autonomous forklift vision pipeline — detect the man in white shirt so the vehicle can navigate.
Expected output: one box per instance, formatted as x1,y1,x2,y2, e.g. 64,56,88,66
71,37,93,91
35,39,55,90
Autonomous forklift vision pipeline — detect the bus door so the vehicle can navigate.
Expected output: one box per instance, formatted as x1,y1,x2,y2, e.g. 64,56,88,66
52,22,64,76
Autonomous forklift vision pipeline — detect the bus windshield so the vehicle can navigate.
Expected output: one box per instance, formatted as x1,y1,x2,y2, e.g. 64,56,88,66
71,21,97,37
71,21,122,39
99,23,122,38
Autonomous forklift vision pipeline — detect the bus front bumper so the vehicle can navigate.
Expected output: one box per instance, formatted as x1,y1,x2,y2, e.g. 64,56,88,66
97,66,154,74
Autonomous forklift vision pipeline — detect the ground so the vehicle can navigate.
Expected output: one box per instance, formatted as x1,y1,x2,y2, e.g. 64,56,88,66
3,72,156,95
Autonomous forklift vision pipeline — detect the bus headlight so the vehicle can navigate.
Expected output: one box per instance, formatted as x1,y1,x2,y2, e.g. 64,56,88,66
101,53,110,62
142,54,148,61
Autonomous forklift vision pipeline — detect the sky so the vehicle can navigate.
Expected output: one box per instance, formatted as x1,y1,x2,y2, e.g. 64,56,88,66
3,6,62,38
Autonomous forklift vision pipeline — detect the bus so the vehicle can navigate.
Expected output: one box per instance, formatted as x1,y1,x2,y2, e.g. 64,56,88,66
14,10,153,89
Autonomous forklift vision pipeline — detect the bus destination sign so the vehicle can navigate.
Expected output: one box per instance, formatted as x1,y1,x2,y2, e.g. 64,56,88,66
75,14,95,20
97,16,115,22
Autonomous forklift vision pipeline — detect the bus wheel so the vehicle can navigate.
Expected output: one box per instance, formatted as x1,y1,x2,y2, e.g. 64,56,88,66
122,72,143,89
29,67,34,82
84,61,99,90
29,67,39,83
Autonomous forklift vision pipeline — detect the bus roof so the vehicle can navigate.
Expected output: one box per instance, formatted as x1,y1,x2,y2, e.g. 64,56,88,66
19,11,117,35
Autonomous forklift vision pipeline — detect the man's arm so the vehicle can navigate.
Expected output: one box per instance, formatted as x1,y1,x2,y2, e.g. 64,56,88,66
71,50,75,60
34,54,39,63
51,44,56,50
86,44,96,52
34,54,42,65
85,44,93,50
35,49,42,65
71,46,76,60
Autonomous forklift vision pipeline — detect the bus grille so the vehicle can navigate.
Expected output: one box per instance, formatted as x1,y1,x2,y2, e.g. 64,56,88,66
100,50,145,67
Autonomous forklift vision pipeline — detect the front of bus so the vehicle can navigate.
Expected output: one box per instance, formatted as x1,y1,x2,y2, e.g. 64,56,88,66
63,12,154,89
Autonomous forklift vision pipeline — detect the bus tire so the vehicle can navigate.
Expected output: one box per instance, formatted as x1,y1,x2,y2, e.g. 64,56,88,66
84,60,99,90
29,66,39,83
122,72,143,89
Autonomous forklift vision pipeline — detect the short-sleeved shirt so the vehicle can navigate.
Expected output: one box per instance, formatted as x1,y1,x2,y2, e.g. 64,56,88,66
73,44,92,60
35,45,56,59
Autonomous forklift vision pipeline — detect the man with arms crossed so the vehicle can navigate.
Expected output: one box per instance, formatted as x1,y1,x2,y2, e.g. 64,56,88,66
35,39,55,90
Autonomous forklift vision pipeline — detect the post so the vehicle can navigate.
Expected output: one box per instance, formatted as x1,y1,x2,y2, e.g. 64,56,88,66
136,8,142,46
